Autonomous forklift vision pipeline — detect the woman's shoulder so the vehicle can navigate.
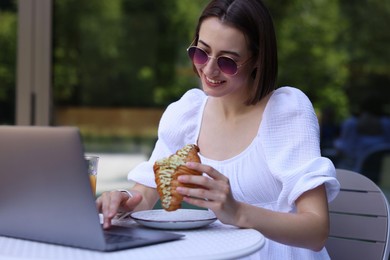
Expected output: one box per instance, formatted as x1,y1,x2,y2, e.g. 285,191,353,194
180,88,206,104
272,86,311,104
267,86,314,116
158,88,206,145
163,88,206,116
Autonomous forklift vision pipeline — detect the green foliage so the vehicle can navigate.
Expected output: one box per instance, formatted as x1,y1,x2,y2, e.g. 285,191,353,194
0,12,16,98
52,0,356,119
1,0,389,125
53,0,209,107
339,0,390,115
274,0,349,120
0,5,17,124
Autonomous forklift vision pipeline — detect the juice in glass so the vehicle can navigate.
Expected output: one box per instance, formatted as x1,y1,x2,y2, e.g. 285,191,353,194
85,156,99,195
89,174,97,195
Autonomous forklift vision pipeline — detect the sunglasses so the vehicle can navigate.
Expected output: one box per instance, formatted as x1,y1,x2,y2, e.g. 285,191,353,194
187,45,252,76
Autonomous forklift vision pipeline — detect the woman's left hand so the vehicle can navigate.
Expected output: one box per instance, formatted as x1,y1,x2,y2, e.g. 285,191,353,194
176,162,241,225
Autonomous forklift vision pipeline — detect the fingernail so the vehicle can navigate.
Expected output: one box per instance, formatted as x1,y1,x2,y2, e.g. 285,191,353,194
186,162,194,167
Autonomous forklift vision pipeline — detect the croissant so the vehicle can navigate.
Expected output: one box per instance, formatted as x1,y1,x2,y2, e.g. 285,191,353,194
153,144,202,211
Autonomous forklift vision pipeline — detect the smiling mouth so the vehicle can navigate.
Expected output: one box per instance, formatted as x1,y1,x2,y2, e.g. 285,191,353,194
206,76,224,85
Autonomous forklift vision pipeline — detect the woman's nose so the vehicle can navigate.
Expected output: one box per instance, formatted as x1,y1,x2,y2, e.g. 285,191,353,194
201,57,220,76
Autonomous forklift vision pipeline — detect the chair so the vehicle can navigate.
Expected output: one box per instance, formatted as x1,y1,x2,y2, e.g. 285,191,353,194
355,144,390,186
326,169,390,260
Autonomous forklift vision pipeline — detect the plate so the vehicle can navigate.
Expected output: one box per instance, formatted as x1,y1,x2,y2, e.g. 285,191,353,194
130,209,217,230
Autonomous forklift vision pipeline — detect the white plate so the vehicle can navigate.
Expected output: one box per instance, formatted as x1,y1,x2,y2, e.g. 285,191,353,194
130,209,217,230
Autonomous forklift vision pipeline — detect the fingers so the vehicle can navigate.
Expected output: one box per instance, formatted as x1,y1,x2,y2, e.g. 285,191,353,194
177,162,232,210
179,163,240,225
124,191,143,210
178,168,230,200
177,184,227,202
186,162,228,181
97,191,121,229
96,190,141,229
180,163,229,191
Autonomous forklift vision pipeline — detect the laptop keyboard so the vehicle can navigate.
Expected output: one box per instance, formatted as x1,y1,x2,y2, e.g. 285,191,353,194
104,232,146,244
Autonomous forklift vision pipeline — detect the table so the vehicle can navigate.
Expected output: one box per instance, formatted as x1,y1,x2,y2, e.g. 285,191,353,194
0,218,265,260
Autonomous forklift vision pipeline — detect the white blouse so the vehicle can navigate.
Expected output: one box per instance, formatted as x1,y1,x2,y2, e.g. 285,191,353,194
128,87,340,259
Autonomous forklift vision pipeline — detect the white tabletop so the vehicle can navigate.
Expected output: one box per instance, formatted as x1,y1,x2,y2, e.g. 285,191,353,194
0,218,265,260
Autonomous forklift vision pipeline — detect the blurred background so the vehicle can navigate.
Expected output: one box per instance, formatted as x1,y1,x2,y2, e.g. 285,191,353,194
1,0,389,194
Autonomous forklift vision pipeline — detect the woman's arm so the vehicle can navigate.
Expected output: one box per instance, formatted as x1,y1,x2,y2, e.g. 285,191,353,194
177,162,330,251
236,185,329,251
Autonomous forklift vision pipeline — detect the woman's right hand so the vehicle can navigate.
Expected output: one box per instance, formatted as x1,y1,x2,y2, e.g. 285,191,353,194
96,190,143,229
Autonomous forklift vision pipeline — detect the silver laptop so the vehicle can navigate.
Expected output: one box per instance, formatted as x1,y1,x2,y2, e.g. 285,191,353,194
0,126,183,251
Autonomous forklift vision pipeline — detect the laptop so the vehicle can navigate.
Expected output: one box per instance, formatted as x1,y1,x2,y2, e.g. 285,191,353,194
0,126,183,251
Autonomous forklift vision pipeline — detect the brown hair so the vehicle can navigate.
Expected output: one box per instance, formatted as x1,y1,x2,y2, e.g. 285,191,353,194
193,0,278,105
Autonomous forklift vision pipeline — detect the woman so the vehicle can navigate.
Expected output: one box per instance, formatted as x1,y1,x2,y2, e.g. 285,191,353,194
97,0,340,258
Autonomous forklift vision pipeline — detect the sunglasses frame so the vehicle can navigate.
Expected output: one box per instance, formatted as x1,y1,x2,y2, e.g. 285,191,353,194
187,43,252,76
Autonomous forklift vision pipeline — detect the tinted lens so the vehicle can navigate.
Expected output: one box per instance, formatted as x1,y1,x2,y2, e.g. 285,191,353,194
187,47,208,65
217,57,238,75
187,46,239,75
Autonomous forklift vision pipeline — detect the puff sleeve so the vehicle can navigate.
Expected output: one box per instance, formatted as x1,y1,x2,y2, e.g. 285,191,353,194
127,88,206,187
261,87,340,211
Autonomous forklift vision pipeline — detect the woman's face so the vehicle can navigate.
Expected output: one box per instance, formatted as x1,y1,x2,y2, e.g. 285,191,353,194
195,17,253,99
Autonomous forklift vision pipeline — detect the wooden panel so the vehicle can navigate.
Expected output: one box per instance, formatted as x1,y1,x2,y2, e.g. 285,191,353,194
329,190,387,216
16,0,52,126
326,237,385,260
55,107,164,137
16,0,34,125
329,213,388,241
